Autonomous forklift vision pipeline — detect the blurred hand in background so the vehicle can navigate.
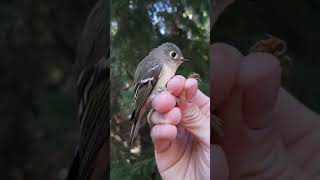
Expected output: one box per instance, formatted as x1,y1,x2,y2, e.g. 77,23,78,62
211,43,320,180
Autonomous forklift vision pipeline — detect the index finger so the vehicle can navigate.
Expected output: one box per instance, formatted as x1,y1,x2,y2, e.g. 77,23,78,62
211,43,243,110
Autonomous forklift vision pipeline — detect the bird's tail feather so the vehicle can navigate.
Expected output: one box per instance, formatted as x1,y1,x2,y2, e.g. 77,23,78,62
129,110,141,147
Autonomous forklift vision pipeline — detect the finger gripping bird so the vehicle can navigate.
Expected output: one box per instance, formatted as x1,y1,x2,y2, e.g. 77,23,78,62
130,42,190,147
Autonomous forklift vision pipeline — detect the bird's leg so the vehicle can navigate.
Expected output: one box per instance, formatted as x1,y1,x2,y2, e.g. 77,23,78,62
156,86,166,94
150,86,166,101
249,34,291,66
188,72,201,82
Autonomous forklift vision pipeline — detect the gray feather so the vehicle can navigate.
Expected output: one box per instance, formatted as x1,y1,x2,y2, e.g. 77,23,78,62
130,59,162,146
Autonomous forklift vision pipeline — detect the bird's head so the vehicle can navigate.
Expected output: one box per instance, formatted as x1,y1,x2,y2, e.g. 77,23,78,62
151,42,190,67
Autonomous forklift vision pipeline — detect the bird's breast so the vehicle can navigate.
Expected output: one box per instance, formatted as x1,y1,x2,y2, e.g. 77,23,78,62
155,64,177,89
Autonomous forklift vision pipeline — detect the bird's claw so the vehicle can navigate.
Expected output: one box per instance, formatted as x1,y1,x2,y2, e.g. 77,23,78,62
188,72,201,82
249,34,292,67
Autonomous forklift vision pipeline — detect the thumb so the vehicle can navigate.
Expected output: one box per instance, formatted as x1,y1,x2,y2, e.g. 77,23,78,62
220,53,311,179
178,78,210,146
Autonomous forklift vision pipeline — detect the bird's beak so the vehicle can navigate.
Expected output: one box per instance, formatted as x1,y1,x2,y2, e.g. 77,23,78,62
178,58,191,62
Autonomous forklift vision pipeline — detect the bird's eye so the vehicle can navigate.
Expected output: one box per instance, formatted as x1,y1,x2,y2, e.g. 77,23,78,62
170,51,177,58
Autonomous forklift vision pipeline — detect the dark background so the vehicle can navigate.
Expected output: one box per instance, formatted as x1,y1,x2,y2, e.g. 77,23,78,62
212,0,320,112
110,0,209,179
2,0,320,179
0,0,98,179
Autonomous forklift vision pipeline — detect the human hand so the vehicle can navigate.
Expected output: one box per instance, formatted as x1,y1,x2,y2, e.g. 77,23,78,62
211,43,320,180
148,75,210,180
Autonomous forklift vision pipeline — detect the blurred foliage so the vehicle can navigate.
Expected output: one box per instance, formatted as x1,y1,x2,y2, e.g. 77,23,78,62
212,0,320,112
110,0,209,179
0,0,97,179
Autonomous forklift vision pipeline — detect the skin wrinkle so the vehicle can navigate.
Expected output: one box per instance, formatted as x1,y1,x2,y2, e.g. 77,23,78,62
235,129,288,179
298,128,319,168
182,105,202,128
184,137,197,179
264,145,289,180
286,120,318,150
165,107,181,125
198,99,210,111
188,94,198,103
150,125,177,153
237,140,284,180
196,141,210,179
194,141,207,180
195,92,210,117
155,140,172,154
271,88,319,144
274,153,290,180
191,139,197,180
191,90,208,104
179,135,193,180
284,123,320,178
299,127,320,175
200,140,210,166
160,132,191,173
182,105,209,146
150,108,181,125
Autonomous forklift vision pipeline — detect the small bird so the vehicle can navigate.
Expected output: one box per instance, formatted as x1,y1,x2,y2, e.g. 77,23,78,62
130,42,190,147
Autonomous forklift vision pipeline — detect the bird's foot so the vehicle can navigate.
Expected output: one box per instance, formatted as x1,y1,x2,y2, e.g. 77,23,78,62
249,34,292,67
188,72,201,82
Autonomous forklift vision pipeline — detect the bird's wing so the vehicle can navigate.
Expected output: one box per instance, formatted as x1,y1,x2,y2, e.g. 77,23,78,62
71,55,109,180
66,0,109,179
130,61,162,146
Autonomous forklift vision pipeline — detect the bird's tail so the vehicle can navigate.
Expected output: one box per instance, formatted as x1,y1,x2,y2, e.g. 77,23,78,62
129,110,141,147
66,149,80,180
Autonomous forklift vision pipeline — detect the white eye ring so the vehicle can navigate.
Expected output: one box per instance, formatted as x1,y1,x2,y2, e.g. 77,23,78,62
170,51,177,58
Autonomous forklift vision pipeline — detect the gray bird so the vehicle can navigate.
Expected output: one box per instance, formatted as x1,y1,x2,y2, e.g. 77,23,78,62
130,42,190,147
